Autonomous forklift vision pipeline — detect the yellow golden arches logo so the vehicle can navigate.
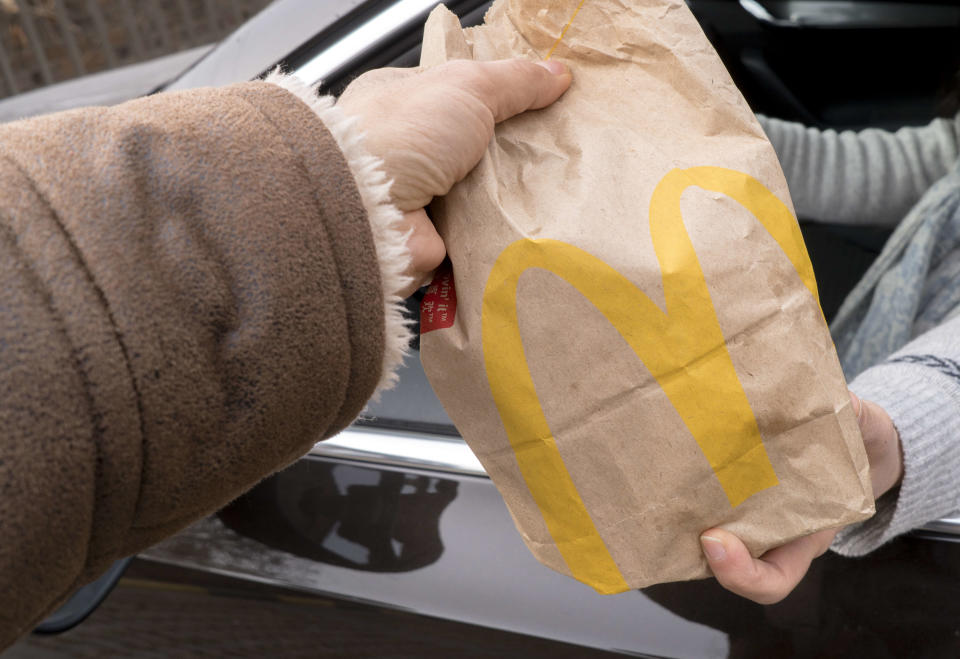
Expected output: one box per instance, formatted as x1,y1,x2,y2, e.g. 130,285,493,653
481,166,818,593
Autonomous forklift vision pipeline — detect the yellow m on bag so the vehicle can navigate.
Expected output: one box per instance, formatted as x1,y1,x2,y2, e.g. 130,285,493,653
481,166,819,593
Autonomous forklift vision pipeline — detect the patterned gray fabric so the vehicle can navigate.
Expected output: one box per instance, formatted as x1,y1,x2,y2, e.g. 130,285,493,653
831,160,960,378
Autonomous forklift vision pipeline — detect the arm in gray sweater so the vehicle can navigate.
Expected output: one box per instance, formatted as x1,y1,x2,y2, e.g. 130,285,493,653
757,114,960,554
833,315,960,555
758,115,960,227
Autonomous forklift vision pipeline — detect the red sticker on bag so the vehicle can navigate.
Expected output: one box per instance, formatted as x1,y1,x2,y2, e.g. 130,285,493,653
421,264,457,333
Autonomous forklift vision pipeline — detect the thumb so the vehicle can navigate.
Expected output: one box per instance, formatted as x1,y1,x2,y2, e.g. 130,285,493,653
849,391,903,497
466,59,573,123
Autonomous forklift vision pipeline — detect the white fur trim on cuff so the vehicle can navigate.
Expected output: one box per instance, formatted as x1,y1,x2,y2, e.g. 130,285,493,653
266,71,413,396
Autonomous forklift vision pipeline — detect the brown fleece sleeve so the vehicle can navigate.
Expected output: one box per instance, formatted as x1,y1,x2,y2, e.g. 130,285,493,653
0,82,385,644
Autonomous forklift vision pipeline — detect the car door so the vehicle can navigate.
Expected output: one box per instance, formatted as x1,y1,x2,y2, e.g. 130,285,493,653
143,2,960,657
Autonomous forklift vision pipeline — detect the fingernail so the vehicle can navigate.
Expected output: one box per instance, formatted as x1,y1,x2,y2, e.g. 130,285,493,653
849,391,863,423
536,60,568,76
700,535,726,561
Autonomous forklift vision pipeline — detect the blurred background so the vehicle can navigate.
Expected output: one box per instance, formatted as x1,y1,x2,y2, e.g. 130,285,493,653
0,0,272,99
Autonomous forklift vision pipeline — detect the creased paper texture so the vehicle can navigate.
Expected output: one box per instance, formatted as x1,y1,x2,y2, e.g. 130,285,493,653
419,0,874,592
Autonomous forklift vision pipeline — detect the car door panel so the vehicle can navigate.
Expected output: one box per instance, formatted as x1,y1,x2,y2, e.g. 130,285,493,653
137,1,960,656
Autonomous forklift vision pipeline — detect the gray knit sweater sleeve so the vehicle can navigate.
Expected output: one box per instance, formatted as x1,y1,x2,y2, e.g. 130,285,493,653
758,115,960,227
832,315,960,555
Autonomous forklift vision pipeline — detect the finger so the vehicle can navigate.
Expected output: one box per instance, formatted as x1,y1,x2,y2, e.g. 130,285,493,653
851,390,894,445
849,390,863,424
700,527,835,605
398,209,445,298
849,390,903,497
456,58,572,123
338,66,420,103
858,397,893,450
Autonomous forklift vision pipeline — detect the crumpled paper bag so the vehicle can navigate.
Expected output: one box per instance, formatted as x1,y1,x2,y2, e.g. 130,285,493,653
418,0,874,593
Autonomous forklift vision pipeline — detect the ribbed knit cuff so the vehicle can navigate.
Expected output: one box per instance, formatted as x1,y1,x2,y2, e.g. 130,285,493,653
832,359,960,556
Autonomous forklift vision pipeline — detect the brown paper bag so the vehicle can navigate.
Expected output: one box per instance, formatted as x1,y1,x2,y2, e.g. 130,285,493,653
418,0,874,593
